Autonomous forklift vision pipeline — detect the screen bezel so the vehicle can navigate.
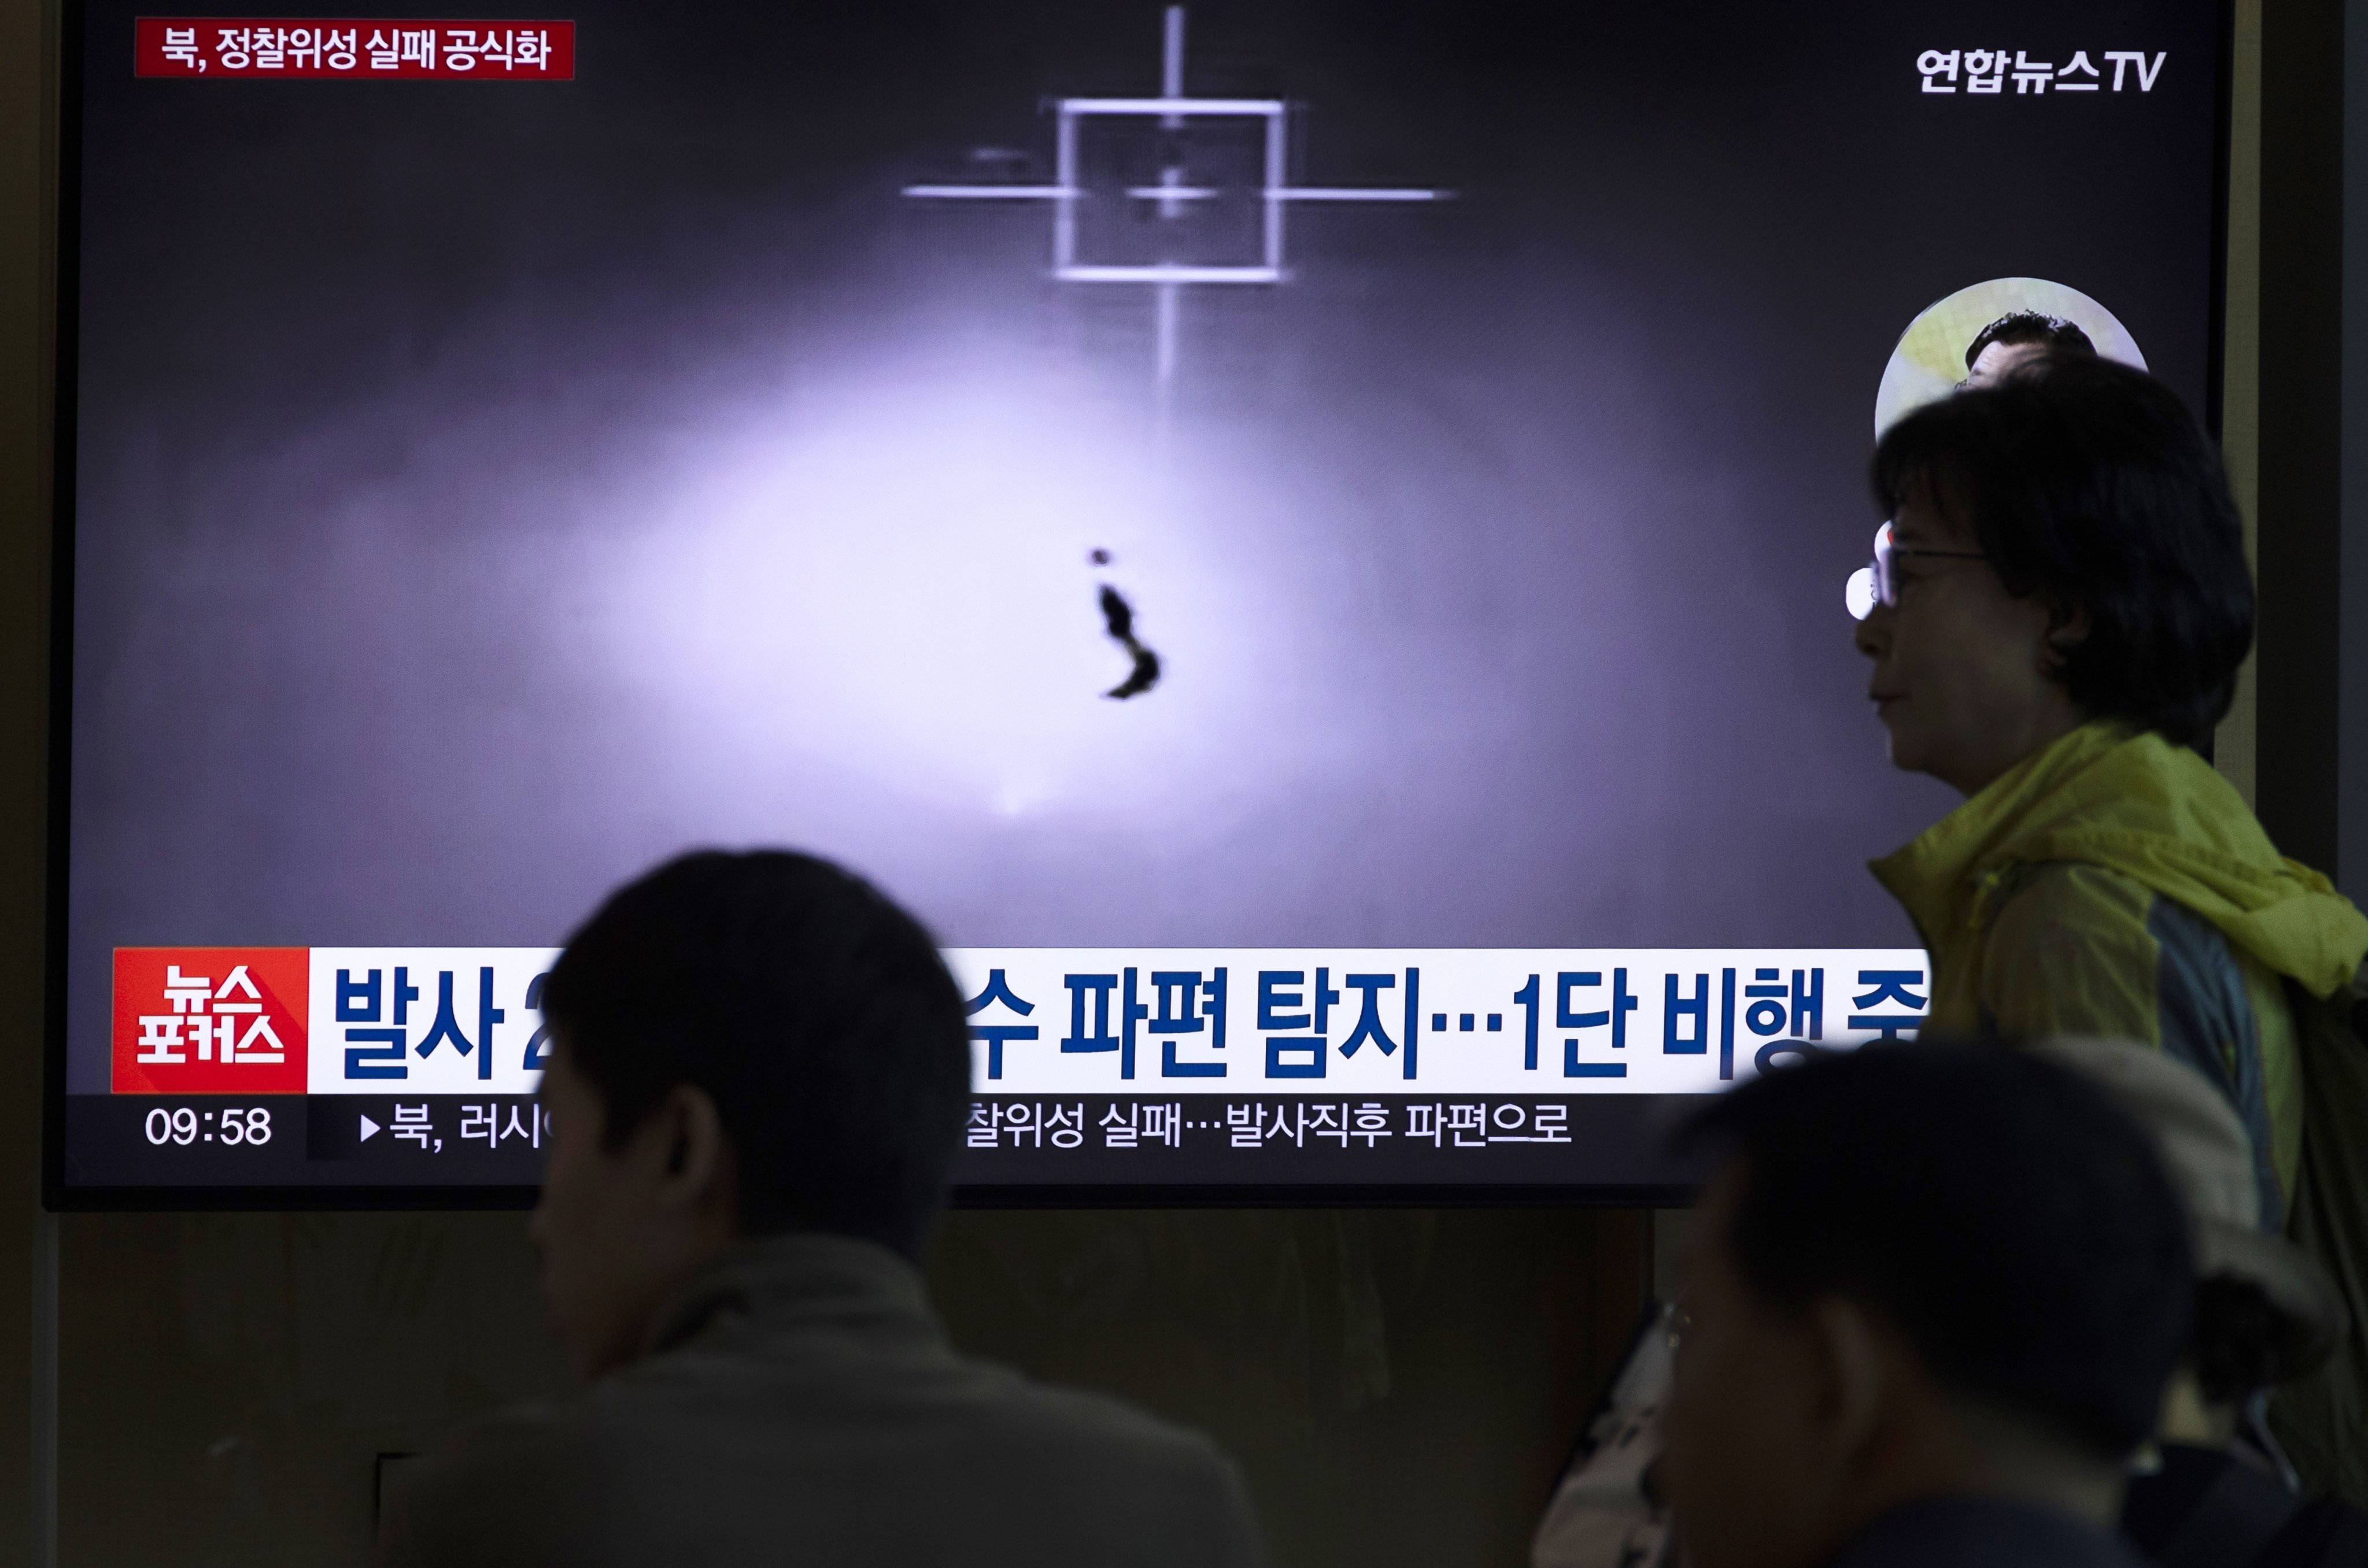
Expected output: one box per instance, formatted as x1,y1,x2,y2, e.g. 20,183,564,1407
40,0,2240,1211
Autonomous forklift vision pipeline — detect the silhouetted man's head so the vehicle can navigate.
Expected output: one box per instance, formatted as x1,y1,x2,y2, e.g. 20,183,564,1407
529,850,970,1377
1661,1044,2192,1568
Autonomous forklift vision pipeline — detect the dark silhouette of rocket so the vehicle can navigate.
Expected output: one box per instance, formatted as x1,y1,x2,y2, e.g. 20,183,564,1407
1098,585,1161,700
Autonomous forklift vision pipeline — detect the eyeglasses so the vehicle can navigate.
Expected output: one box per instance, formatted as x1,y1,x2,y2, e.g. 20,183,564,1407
1845,522,1988,620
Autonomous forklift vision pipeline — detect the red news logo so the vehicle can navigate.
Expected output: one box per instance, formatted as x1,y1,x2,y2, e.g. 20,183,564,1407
112,948,308,1095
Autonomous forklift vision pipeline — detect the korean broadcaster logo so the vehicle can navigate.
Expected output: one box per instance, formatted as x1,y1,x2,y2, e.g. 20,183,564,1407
112,947,308,1095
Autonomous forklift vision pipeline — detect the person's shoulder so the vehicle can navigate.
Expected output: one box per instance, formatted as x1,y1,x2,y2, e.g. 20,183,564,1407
995,1369,1220,1452
952,1359,1243,1486
1975,862,2163,1035
2261,1496,2368,1568
1829,1497,2142,1568
1986,860,2156,946
377,1384,718,1564
373,1399,611,1567
936,1362,1262,1560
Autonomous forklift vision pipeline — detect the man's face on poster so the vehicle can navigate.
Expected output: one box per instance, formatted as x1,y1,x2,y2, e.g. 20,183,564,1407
1963,338,2051,387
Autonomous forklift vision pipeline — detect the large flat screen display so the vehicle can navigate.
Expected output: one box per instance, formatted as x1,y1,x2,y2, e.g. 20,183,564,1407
51,0,2229,1203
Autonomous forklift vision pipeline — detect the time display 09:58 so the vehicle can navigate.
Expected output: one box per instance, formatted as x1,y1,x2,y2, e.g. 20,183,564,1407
142,1105,273,1147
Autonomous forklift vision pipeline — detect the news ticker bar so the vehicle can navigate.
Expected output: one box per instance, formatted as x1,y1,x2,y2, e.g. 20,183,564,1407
112,947,1930,1100
63,1093,1706,1190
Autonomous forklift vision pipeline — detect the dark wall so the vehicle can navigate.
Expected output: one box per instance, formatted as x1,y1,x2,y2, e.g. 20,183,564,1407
2344,0,2368,900
2261,0,2345,878
2,0,59,1560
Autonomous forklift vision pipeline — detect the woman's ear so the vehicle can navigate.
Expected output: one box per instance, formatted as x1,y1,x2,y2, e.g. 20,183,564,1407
2042,602,2093,675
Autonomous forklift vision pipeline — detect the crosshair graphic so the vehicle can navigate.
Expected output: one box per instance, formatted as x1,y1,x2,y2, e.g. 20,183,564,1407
905,6,1451,390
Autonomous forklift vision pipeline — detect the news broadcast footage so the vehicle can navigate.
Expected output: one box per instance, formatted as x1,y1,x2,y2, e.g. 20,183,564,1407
56,0,2226,1198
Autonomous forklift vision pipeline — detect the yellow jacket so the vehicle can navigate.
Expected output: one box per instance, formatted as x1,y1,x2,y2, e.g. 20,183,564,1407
1870,720,2368,1212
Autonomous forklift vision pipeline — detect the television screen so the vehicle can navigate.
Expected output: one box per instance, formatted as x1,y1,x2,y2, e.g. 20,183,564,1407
51,0,2228,1203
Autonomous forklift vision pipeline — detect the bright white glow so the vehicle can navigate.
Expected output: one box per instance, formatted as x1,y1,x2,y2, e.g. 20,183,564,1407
1155,281,1180,386
901,184,1077,199
1845,565,1876,621
1058,264,1282,284
1103,186,1449,202
1058,96,1284,116
1272,188,1447,202
1162,5,1185,100
586,341,1330,823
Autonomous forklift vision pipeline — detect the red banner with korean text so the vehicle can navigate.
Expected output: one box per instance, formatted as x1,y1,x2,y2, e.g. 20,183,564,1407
134,18,575,78
113,948,310,1094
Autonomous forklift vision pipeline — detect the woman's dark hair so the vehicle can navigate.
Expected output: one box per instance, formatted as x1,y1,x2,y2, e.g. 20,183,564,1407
541,849,971,1258
2191,1273,2290,1406
1870,355,2253,748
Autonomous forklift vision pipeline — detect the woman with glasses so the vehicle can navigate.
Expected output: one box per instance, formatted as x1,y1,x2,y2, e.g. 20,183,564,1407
1850,353,2368,1506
